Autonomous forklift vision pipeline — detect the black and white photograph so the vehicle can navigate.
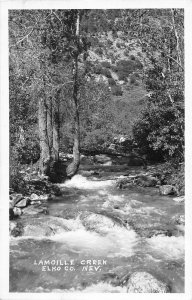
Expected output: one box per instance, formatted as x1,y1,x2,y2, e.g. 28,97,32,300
0,0,191,298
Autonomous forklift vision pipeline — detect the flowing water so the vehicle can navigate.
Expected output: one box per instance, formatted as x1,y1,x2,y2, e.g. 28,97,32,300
10,165,184,293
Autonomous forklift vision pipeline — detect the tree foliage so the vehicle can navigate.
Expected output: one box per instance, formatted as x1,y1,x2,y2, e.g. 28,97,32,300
9,9,184,187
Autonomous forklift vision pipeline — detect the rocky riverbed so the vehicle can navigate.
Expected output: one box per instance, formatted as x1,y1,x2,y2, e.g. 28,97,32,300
9,156,185,293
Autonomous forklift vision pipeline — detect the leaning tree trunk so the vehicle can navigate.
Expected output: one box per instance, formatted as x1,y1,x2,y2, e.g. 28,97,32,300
66,12,80,178
38,97,51,175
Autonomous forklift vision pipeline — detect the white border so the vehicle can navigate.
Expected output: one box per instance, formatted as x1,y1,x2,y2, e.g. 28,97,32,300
0,0,192,299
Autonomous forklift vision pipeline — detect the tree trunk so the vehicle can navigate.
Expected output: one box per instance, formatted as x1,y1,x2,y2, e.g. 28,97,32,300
47,96,53,152
38,97,51,175
66,11,80,178
171,9,182,67
52,96,59,161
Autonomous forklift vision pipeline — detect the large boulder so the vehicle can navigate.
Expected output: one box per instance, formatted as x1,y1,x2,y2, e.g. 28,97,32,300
116,174,158,189
10,216,70,238
9,193,23,207
15,197,30,208
127,272,170,293
116,177,133,189
94,155,112,164
81,212,119,234
159,185,175,196
136,175,158,187
30,193,40,201
127,218,177,238
22,204,48,216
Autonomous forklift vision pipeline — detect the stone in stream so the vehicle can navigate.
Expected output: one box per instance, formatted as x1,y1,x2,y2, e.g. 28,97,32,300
9,221,24,237
30,193,40,201
126,272,170,293
173,196,185,203
15,197,30,208
81,212,120,234
159,185,175,196
22,204,49,216
13,207,22,217
172,214,185,225
126,218,178,238
94,154,112,164
9,193,23,207
116,175,158,189
10,216,70,237
136,175,158,187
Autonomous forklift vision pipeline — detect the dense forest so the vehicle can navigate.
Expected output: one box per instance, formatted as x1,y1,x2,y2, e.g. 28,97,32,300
9,9,184,193
9,9,185,294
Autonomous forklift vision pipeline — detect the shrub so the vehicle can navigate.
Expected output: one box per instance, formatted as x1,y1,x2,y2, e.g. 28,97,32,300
101,68,112,78
130,54,135,60
107,39,113,47
111,65,118,72
94,64,103,74
111,85,123,96
17,137,40,164
130,76,136,85
95,47,103,56
124,49,129,57
116,42,121,48
10,147,27,193
101,61,111,68
130,73,140,85
108,78,116,86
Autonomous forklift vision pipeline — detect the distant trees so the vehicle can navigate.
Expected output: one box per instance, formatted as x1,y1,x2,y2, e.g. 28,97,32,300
9,8,184,188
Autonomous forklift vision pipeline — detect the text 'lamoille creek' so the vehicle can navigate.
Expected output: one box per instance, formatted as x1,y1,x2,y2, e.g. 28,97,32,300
10,165,184,293
9,8,184,294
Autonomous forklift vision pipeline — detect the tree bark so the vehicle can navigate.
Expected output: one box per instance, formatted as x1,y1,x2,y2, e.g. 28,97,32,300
52,96,59,161
47,96,53,152
38,97,51,175
171,9,182,67
66,11,80,178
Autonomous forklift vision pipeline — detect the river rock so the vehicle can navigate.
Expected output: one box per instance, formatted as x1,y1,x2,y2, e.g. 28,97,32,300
30,193,40,201
81,212,117,234
159,185,175,195
20,216,69,237
136,175,158,187
23,223,54,237
116,177,133,189
127,157,143,166
10,193,23,206
15,197,30,208
38,194,50,201
9,221,24,237
22,204,48,215
127,218,177,238
13,207,22,217
126,272,170,293
173,214,185,225
94,155,112,164
173,196,185,203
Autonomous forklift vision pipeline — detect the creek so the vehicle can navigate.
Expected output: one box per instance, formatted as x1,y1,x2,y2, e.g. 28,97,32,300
10,163,184,293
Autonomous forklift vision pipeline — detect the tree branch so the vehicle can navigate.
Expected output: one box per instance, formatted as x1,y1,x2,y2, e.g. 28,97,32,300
166,54,184,71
